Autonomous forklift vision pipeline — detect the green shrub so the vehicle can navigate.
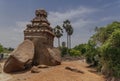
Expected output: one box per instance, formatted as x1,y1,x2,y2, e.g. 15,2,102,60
101,30,120,77
0,44,3,53
60,47,68,57
69,49,81,56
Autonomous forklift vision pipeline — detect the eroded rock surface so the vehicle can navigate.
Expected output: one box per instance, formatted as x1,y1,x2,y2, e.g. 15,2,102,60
47,48,61,65
4,40,34,73
32,37,61,66
65,66,84,74
37,64,49,68
31,66,40,73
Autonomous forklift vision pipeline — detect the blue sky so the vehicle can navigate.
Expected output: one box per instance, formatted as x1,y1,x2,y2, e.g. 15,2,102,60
0,0,120,48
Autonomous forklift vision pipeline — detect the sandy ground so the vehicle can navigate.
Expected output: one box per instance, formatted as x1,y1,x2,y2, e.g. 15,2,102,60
0,60,105,81
0,62,13,81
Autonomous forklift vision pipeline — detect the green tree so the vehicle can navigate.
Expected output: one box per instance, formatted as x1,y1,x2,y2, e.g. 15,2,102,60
60,46,68,57
74,44,87,55
92,21,120,45
89,21,120,78
85,39,100,65
0,44,3,53
54,25,63,47
69,49,81,56
101,29,120,77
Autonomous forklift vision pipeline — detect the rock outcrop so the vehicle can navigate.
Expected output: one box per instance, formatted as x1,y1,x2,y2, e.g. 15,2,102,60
4,40,34,73
47,48,61,65
32,37,61,66
37,64,49,68
65,66,84,74
31,66,40,73
4,9,61,73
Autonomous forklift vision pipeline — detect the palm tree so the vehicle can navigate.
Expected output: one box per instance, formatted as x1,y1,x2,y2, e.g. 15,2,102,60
68,26,73,49
63,20,73,49
53,25,63,47
63,20,70,48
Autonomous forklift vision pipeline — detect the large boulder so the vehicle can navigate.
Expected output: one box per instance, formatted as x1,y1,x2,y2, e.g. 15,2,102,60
32,37,61,66
4,40,34,73
47,48,61,65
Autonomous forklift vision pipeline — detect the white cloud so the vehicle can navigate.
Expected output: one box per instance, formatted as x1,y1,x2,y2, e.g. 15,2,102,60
0,27,24,48
14,21,30,33
100,16,120,22
48,7,97,47
0,21,30,48
0,7,98,48
102,1,120,8
48,7,97,27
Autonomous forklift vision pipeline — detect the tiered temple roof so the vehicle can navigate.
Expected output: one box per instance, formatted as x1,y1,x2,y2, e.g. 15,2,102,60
24,9,55,47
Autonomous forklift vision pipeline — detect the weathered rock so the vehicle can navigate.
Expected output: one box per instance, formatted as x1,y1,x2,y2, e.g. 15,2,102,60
47,48,61,65
37,64,49,68
65,66,84,74
4,40,34,73
106,77,120,81
32,37,61,66
31,66,40,73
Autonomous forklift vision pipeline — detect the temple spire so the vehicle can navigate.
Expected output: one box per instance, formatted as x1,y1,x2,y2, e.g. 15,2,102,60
24,9,54,47
31,9,50,26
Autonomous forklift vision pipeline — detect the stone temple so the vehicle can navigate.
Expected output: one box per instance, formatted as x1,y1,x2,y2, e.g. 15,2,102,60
24,9,54,47
4,9,61,73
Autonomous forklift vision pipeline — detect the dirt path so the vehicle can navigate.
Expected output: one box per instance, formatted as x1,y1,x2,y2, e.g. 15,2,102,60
0,60,105,81
0,62,13,81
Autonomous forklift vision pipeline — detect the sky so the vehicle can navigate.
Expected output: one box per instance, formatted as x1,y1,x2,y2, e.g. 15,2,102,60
0,0,120,48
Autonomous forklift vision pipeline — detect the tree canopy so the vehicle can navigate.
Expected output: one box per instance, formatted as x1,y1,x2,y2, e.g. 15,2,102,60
87,21,120,77
69,21,120,78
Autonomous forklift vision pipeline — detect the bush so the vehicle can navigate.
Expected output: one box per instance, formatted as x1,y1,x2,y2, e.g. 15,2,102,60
60,47,68,57
101,30,120,77
69,49,81,56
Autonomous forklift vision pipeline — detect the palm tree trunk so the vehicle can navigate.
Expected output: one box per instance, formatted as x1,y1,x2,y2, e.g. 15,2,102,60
58,38,60,47
68,35,70,49
67,33,69,48
67,33,69,55
69,35,71,49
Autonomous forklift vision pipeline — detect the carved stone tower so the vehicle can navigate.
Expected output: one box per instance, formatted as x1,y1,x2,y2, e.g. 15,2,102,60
24,9,61,66
24,9,54,47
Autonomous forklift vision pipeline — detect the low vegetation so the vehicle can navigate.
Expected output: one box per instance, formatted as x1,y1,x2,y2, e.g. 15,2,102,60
0,44,14,59
60,21,120,79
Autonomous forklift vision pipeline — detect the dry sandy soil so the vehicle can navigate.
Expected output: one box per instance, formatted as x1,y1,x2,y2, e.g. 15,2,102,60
0,60,105,81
